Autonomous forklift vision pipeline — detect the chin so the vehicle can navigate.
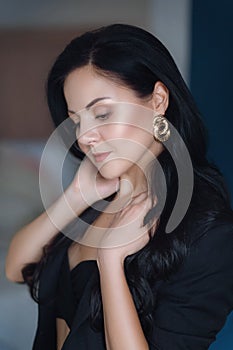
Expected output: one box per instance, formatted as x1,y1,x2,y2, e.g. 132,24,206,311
98,159,134,179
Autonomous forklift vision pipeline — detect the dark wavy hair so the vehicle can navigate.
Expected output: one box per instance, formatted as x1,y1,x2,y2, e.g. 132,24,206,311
22,24,232,336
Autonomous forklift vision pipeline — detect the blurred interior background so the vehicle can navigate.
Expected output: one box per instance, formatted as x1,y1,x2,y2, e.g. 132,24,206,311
0,0,232,349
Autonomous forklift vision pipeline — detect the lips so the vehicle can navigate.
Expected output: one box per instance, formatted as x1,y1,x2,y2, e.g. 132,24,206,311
92,151,111,162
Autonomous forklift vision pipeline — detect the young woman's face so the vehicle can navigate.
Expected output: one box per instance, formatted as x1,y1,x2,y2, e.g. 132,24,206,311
64,65,164,179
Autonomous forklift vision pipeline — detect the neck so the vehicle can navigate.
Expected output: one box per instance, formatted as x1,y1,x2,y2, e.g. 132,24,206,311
116,163,149,201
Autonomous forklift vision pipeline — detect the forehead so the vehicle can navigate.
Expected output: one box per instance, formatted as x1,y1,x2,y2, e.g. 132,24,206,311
63,66,140,111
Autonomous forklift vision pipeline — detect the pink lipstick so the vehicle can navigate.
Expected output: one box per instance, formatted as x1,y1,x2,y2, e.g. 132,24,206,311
92,152,111,162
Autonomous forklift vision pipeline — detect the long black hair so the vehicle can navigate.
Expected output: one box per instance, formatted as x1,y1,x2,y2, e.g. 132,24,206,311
22,24,232,336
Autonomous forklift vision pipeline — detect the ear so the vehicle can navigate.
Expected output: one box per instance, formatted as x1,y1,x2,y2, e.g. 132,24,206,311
150,81,169,115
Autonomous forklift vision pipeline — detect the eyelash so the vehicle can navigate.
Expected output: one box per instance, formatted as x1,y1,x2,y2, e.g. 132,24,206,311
96,113,111,120
71,113,111,129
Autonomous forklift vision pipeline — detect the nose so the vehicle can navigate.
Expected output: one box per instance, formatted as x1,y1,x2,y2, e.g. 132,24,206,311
77,127,101,147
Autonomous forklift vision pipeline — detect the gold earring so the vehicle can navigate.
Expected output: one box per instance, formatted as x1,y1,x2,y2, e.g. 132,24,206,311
153,115,170,142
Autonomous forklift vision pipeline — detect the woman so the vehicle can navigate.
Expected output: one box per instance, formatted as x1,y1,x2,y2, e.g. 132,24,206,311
5,24,233,350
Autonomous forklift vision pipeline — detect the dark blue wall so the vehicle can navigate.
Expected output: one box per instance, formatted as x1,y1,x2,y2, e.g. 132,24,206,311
190,1,233,349
190,0,233,199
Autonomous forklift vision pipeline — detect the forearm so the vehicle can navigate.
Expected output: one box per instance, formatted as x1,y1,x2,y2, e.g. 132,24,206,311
98,257,149,350
5,186,88,282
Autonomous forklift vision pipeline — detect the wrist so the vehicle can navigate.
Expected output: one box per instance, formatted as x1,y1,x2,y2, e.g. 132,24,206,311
64,184,90,215
97,249,125,271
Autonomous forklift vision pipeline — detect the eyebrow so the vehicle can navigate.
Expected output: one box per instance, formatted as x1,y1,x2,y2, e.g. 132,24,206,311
68,97,111,114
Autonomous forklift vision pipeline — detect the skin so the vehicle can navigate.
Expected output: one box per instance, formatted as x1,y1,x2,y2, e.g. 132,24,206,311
5,64,170,350
63,65,169,349
64,65,167,186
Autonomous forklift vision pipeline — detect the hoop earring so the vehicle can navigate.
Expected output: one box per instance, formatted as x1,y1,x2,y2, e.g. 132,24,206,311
153,115,170,142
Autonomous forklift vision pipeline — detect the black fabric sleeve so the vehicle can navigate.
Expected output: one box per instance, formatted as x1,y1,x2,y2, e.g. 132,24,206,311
148,221,233,350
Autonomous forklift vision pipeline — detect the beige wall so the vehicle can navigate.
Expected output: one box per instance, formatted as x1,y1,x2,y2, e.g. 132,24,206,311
0,0,191,139
0,28,90,139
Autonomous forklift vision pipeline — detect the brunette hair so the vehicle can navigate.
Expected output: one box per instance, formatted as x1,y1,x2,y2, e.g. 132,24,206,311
22,24,232,336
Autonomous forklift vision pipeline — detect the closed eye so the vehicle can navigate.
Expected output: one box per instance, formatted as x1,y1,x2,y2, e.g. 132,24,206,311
70,112,111,131
95,112,111,120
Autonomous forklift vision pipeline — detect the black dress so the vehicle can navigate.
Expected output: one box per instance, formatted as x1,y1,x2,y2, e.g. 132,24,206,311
32,217,233,350
55,250,107,349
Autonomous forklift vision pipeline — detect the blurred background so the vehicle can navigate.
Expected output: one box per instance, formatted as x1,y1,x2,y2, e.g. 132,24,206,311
0,0,232,349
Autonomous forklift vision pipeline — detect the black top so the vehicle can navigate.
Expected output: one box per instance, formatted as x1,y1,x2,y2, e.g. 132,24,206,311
55,250,97,329
55,250,107,349
32,218,233,350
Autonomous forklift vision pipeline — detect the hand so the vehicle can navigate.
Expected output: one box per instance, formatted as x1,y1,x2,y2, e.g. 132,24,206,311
69,156,120,207
97,192,157,264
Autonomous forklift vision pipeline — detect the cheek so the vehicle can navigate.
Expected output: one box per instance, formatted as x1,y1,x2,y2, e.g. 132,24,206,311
101,124,130,140
103,125,153,154
103,124,151,144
